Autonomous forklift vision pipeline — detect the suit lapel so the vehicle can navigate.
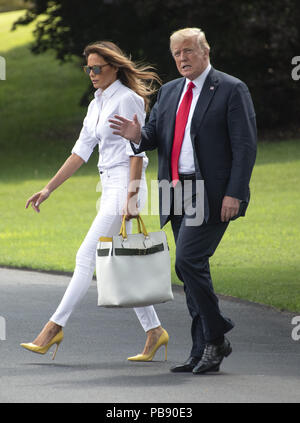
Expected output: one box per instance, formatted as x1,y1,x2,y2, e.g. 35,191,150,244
191,67,219,137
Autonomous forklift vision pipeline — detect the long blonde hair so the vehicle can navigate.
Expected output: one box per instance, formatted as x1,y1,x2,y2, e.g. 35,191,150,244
83,41,161,112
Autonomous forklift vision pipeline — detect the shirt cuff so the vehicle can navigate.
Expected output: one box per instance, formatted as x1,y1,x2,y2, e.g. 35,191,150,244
126,139,144,156
134,138,142,147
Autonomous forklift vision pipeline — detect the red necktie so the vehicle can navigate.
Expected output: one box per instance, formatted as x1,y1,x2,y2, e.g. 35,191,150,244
171,81,195,186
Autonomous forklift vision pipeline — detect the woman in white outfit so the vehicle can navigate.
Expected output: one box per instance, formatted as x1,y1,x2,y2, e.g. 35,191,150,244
21,41,169,362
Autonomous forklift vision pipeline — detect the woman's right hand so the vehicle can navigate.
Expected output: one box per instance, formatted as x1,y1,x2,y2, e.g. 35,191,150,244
24,153,84,213
25,188,50,213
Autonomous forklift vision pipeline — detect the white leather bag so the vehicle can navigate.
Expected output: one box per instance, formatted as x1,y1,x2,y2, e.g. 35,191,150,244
96,215,173,308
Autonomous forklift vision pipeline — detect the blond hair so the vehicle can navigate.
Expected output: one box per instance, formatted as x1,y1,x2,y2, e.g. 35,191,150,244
170,28,210,53
83,41,161,112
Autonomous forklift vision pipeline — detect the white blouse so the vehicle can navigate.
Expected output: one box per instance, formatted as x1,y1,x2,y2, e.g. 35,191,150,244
72,79,148,171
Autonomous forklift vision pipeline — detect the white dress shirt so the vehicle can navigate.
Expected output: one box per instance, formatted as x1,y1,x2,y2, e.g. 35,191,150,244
72,79,148,171
177,63,211,174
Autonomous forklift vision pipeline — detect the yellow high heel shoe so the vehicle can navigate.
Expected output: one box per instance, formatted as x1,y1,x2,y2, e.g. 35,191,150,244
20,330,64,360
128,328,169,362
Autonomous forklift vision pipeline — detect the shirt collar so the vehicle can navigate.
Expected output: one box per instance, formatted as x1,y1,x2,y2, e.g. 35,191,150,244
185,63,211,90
95,79,122,101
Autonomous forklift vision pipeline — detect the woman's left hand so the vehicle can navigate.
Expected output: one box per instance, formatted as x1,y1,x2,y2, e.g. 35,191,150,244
122,198,139,221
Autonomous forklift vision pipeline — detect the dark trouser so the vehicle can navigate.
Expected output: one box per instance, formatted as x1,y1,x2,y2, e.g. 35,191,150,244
170,181,234,358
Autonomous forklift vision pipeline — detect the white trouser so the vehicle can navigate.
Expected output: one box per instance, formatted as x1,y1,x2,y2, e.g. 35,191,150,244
50,166,161,332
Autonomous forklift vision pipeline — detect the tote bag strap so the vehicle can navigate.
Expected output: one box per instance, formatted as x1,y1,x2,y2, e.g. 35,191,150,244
119,215,149,239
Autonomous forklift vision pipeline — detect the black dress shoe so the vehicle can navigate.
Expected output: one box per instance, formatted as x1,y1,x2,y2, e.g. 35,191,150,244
192,337,232,375
170,356,201,373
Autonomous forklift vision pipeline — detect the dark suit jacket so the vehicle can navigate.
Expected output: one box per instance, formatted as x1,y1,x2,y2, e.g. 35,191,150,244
132,67,257,228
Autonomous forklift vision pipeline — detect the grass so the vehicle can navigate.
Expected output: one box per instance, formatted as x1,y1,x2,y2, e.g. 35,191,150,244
0,0,29,13
1,10,300,313
211,141,300,311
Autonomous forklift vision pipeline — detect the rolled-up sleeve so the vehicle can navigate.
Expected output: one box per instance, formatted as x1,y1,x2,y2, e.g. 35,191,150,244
71,104,98,162
119,93,147,158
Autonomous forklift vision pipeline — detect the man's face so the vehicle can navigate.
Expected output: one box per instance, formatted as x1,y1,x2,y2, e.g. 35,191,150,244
171,36,209,80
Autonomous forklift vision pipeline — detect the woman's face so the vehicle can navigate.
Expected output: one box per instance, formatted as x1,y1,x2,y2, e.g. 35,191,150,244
87,53,117,90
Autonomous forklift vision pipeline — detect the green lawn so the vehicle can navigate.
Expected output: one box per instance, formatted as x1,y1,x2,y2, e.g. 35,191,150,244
1,10,300,313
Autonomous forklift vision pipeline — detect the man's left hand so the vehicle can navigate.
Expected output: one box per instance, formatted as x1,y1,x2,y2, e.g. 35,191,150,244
221,196,240,222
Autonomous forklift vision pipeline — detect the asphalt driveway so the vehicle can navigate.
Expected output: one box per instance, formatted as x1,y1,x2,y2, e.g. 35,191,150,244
0,267,299,403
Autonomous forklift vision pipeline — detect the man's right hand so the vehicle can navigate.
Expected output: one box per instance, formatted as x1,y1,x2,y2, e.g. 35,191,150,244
109,114,141,144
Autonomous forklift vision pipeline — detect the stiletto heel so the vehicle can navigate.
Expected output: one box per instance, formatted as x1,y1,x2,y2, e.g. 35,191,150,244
20,330,64,360
51,340,62,360
128,328,169,362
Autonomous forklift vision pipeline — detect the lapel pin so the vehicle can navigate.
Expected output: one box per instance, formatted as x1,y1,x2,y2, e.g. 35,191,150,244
210,86,215,90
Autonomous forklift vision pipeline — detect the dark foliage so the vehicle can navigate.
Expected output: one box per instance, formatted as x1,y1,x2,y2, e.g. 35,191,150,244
13,0,300,133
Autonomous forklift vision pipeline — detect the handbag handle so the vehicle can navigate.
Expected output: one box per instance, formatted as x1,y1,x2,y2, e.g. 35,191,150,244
119,215,149,239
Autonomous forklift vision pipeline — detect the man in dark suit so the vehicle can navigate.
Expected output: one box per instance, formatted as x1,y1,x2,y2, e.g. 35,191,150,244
109,27,257,374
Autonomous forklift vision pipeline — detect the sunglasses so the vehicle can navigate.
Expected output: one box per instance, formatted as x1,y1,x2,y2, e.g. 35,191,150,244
83,64,110,75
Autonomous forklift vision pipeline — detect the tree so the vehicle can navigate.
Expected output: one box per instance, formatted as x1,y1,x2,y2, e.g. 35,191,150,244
13,0,300,135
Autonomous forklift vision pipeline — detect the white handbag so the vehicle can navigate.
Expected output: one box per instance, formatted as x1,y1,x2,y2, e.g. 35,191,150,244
96,215,173,308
